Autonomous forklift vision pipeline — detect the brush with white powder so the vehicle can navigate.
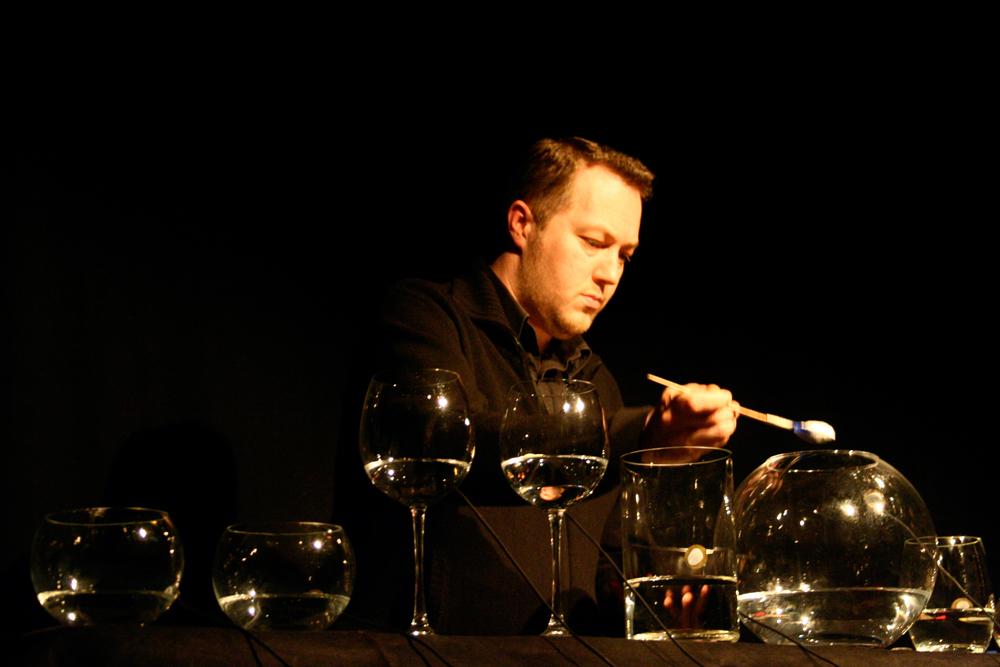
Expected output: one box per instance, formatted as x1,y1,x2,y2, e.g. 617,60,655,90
646,374,836,445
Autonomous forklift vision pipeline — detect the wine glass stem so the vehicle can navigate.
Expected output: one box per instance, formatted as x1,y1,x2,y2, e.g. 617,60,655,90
409,506,433,636
544,508,569,636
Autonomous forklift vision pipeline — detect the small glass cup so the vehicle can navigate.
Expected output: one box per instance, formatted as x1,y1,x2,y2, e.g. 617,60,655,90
212,522,355,631
905,536,995,653
30,507,184,625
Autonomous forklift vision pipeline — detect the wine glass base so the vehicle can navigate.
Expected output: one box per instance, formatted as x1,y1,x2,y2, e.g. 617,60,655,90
408,621,434,637
541,618,570,637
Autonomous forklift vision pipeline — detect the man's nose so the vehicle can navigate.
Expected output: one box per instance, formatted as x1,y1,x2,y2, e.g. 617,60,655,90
593,251,623,286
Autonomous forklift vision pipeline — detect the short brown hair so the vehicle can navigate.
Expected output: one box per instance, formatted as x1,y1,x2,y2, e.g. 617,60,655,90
512,137,654,224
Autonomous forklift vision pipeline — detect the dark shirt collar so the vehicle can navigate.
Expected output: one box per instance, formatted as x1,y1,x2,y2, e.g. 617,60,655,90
483,266,532,345
483,263,592,377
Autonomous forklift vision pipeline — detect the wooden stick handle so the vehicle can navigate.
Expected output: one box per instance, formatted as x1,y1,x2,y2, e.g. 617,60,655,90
645,374,794,431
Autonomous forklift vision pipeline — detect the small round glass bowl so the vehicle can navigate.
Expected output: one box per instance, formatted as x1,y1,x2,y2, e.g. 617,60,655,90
30,507,184,625
212,522,355,631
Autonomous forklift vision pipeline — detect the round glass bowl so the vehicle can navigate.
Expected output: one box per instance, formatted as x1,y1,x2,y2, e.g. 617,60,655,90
212,522,355,631
30,507,184,625
734,450,936,647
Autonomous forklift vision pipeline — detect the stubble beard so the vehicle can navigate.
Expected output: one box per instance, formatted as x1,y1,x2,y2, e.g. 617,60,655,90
518,258,596,343
552,308,595,341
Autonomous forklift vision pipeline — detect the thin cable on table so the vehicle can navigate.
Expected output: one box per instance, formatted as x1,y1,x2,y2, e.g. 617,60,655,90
174,597,293,667
736,612,842,667
338,612,459,667
183,596,459,667
403,632,444,667
559,513,711,667
241,629,264,667
454,488,623,667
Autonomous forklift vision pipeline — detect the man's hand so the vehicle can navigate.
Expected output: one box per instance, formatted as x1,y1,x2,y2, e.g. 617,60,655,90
640,383,738,457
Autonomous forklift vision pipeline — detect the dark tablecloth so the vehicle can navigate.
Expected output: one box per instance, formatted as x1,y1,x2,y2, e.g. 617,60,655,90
14,626,1000,667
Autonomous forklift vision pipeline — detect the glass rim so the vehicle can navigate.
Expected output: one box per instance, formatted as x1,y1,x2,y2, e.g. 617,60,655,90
905,535,984,548
620,446,732,467
763,449,881,473
506,378,597,395
44,507,172,526
370,367,462,386
223,521,347,536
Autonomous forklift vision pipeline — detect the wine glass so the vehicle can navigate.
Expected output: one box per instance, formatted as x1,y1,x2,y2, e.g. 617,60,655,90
359,368,474,636
499,379,608,636
212,522,355,631
30,507,184,625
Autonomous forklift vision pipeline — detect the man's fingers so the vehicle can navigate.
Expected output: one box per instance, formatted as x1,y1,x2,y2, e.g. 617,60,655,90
665,384,733,414
646,382,739,450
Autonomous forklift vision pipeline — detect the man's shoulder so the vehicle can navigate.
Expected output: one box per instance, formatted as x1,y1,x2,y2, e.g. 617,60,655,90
383,261,504,323
385,276,453,301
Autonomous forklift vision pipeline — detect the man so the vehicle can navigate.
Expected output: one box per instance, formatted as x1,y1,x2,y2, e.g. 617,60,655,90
334,137,738,635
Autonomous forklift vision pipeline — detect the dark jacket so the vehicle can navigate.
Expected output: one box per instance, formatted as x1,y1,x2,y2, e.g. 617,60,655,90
334,260,648,635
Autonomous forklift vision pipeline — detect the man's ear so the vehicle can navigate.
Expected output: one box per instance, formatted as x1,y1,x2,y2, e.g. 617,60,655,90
507,200,534,252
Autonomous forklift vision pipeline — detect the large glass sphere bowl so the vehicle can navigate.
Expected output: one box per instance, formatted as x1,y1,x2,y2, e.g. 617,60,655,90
734,450,936,647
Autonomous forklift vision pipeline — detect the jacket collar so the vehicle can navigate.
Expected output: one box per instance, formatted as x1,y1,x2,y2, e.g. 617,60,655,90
452,258,592,369
450,258,523,331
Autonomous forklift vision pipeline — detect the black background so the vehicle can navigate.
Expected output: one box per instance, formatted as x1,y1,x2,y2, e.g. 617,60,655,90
3,7,996,633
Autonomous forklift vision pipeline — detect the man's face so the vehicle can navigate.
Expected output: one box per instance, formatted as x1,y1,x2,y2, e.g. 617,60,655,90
516,164,642,345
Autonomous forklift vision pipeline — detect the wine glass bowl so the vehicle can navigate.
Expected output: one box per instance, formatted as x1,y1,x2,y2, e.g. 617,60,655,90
30,507,184,625
361,369,474,509
499,379,608,636
359,368,474,635
212,522,355,631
